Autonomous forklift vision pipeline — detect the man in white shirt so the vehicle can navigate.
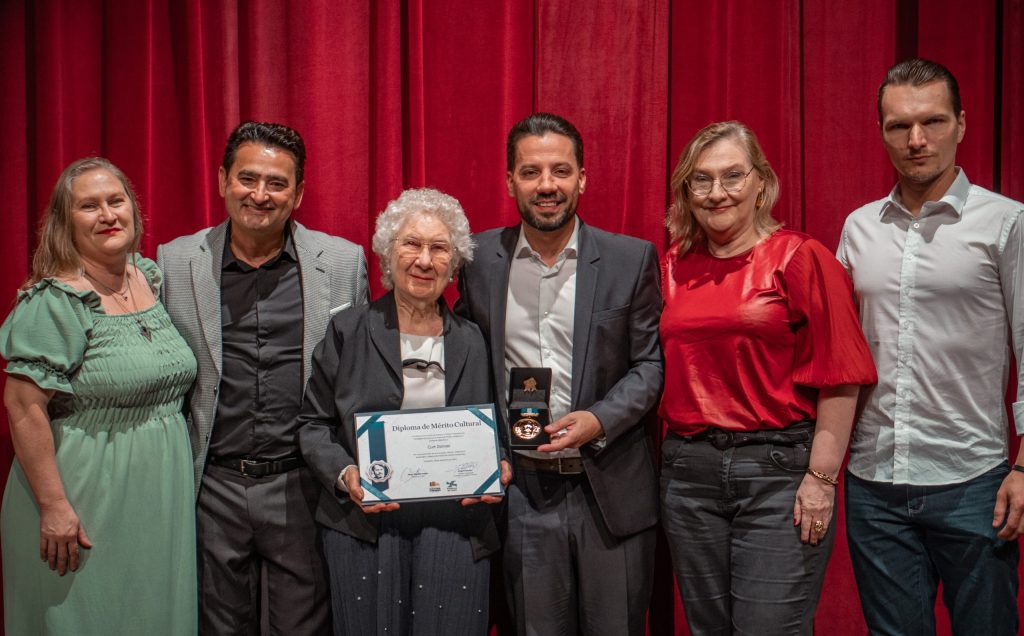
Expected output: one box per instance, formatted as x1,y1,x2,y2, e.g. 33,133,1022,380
456,112,663,635
837,58,1023,634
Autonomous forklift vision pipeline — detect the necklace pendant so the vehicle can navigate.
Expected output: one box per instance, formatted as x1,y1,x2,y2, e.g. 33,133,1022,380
138,321,152,342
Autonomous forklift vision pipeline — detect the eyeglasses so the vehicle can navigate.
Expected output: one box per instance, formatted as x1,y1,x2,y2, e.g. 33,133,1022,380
686,166,756,197
395,237,453,263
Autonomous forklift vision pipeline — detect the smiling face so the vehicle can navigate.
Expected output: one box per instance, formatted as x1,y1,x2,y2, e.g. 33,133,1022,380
506,133,586,233
389,212,453,307
219,141,304,239
880,81,965,191
687,137,764,252
70,169,136,264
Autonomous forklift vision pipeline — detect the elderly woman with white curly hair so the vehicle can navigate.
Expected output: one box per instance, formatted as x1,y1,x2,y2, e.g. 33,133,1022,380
298,188,510,635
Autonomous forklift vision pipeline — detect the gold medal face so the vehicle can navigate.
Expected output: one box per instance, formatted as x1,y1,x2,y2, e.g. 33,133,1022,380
513,418,541,440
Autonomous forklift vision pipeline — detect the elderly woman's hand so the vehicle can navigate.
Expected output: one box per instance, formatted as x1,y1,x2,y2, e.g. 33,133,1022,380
460,459,513,506
793,473,836,545
343,466,400,514
38,498,91,575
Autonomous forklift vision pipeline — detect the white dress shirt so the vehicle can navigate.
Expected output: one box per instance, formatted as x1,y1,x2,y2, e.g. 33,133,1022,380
838,169,1024,485
505,222,578,459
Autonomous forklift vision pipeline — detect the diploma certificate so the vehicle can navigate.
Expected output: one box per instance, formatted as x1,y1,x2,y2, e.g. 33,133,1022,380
354,404,503,504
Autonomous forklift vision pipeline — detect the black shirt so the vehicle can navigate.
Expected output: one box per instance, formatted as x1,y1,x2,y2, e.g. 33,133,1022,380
209,226,304,460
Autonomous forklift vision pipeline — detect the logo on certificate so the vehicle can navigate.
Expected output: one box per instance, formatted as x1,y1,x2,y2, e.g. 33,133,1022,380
366,460,393,483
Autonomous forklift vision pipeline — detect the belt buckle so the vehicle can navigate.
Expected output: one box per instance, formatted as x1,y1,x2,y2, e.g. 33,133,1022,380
557,458,581,475
239,459,259,476
710,430,733,451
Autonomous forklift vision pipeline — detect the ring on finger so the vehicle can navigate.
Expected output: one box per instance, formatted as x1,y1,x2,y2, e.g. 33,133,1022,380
812,519,826,534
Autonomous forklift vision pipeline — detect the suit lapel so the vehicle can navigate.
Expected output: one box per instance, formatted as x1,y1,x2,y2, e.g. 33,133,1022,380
369,292,404,390
571,222,599,409
489,227,518,412
192,222,227,378
441,301,469,405
294,222,331,384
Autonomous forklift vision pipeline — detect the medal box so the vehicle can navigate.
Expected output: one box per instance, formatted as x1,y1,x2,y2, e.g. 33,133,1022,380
507,367,552,449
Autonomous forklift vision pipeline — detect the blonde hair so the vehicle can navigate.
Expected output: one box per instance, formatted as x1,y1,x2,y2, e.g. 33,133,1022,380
666,121,781,254
25,157,143,289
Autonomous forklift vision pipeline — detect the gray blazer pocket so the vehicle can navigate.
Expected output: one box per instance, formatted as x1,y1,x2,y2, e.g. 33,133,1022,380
330,302,352,316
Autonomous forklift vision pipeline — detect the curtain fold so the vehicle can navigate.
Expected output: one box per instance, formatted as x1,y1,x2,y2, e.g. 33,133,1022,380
1,1,1021,633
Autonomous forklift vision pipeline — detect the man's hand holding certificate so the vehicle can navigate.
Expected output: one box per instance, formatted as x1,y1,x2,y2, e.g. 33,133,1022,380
354,404,504,504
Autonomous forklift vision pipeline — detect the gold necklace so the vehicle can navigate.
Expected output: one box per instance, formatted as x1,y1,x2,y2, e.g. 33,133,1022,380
82,268,128,301
83,267,152,342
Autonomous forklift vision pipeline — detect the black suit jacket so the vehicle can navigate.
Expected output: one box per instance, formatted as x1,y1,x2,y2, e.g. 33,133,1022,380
297,292,500,559
455,220,663,537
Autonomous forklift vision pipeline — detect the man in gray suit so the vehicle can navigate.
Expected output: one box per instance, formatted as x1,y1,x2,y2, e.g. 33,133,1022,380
158,121,368,635
456,113,663,636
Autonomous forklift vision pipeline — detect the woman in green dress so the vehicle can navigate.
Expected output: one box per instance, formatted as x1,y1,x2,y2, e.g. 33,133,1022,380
0,158,198,634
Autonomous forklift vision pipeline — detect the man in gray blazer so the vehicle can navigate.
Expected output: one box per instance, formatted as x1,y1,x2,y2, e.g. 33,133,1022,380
456,113,663,636
158,121,368,635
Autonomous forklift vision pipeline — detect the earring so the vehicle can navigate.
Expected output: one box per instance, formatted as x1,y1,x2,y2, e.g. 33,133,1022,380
755,188,765,209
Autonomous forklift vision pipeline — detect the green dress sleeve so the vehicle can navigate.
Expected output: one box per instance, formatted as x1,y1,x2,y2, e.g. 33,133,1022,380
133,255,164,296
0,279,97,394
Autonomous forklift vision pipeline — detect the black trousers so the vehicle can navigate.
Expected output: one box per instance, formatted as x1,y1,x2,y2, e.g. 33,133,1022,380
196,464,330,635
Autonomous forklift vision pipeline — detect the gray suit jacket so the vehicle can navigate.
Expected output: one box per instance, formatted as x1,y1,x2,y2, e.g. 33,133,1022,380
297,292,500,559
157,220,368,496
455,219,663,537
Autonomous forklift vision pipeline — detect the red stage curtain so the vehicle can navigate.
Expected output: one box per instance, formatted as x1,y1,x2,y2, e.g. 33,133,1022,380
1,1,1021,634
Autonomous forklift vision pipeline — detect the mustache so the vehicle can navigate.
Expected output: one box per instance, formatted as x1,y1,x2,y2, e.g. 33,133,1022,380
530,193,566,205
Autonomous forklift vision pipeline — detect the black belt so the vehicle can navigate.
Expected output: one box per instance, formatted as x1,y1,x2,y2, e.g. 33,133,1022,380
515,455,585,475
681,421,814,451
208,454,305,477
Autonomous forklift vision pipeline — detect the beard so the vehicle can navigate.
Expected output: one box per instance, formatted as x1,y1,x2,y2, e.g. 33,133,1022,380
518,194,577,232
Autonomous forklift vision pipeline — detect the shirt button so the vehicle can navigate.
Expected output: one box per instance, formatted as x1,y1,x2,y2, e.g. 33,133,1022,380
913,222,920,229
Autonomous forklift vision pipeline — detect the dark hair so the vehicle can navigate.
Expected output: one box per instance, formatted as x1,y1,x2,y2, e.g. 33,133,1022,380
877,58,962,121
26,157,144,289
221,121,307,184
506,112,584,171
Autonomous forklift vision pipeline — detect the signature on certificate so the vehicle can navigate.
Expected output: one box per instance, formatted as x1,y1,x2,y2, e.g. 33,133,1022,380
401,467,428,483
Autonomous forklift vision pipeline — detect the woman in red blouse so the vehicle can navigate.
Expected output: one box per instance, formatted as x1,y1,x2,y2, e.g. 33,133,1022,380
659,121,877,634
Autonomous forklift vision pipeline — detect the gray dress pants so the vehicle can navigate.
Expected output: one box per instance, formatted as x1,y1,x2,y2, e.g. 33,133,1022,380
504,465,656,636
196,464,330,635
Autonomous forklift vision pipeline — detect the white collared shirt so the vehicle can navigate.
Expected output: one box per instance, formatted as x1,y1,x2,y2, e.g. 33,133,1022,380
505,222,578,459
399,333,446,410
838,169,1024,485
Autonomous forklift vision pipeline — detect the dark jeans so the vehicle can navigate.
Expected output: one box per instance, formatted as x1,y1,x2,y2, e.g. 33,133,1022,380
845,463,1020,636
660,429,833,636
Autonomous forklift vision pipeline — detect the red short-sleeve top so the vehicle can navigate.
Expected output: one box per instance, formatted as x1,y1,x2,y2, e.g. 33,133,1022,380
659,229,877,435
